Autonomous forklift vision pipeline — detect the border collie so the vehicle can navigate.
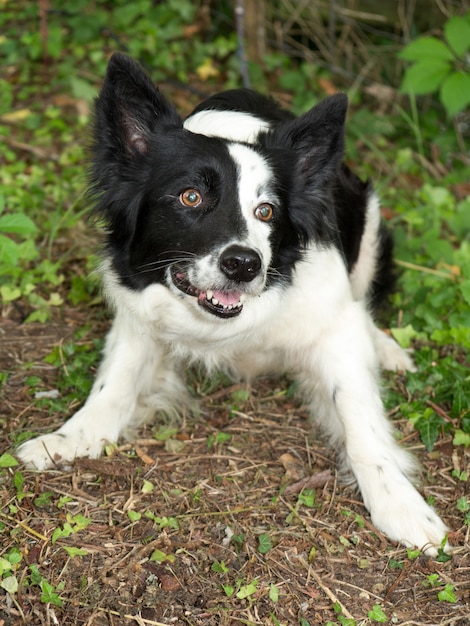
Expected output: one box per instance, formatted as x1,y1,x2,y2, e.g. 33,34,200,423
17,52,448,554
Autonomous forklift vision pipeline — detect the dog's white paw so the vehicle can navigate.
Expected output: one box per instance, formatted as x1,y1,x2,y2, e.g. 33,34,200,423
17,432,105,470
369,486,449,556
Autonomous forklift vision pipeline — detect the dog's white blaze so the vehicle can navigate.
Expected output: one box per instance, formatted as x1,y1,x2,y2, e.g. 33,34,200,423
227,142,276,268
184,109,269,143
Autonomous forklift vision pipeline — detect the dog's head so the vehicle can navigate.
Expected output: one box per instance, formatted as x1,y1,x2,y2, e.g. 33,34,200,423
91,53,347,319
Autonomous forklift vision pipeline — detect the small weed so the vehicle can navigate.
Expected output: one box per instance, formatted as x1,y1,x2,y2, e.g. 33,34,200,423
62,547,88,558
406,547,422,560
29,565,64,608
211,561,229,574
144,511,179,530
207,431,232,448
51,513,93,544
326,602,356,626
141,479,154,494
257,533,272,555
0,547,22,594
149,549,175,564
368,605,388,623
269,583,280,603
230,533,246,548
423,573,441,588
0,454,18,468
438,583,457,603
127,510,141,523
236,579,258,600
422,573,457,602
286,489,317,523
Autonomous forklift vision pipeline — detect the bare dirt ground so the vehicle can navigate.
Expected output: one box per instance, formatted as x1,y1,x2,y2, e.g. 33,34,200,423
1,300,469,626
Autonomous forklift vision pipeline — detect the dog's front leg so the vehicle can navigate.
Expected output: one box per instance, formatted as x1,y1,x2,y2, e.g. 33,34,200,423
17,312,166,470
303,304,448,554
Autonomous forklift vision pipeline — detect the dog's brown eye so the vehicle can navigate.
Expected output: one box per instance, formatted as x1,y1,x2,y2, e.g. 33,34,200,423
180,189,202,208
254,203,273,222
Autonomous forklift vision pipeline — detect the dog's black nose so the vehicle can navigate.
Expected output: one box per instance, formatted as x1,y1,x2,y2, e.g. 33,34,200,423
220,245,262,282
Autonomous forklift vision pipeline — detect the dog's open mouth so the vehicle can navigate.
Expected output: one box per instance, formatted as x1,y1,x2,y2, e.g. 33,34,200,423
171,267,243,318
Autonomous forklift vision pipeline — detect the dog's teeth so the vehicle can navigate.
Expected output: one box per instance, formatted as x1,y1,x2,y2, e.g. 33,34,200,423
212,297,219,306
206,290,213,300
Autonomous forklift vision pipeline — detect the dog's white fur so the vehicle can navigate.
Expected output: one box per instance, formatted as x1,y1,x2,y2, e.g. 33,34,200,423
17,107,448,555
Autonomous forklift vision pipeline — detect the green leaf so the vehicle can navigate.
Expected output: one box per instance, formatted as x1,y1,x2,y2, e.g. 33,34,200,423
68,513,92,531
0,557,13,576
399,37,454,62
69,76,97,102
269,583,279,603
444,16,470,57
0,453,19,468
440,71,470,117
407,547,421,560
52,522,74,544
141,479,154,494
460,279,470,307
0,235,20,265
127,510,141,522
391,324,417,348
211,561,229,573
0,213,37,235
415,410,444,451
258,533,272,554
62,546,88,557
298,488,315,507
150,549,169,563
34,491,54,507
1,575,19,594
5,547,22,566
401,60,451,95
222,584,234,597
39,579,63,607
453,429,470,447
236,579,258,599
368,604,387,623
438,583,457,603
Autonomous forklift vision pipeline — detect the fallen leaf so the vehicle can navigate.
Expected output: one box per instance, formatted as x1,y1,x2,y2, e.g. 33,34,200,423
279,452,306,481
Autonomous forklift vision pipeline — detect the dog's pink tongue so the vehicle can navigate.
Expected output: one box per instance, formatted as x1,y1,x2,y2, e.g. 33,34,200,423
212,291,240,306
212,290,240,305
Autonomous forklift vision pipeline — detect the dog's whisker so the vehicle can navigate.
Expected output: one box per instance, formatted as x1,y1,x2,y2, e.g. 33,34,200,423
135,252,197,270
131,254,198,276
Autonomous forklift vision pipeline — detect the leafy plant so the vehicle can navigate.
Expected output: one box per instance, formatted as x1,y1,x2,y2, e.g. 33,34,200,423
257,533,272,554
29,565,64,608
368,605,387,623
399,11,470,117
51,513,92,544
438,583,457,603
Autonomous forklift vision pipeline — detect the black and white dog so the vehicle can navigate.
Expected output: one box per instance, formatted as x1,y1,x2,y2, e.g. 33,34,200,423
18,53,448,554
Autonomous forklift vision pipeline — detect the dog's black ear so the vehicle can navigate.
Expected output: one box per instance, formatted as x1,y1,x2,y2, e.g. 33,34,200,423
90,54,182,248
94,52,181,159
269,93,347,187
264,94,348,246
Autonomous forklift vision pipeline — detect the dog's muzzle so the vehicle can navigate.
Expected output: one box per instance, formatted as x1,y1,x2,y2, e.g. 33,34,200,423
171,245,262,319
